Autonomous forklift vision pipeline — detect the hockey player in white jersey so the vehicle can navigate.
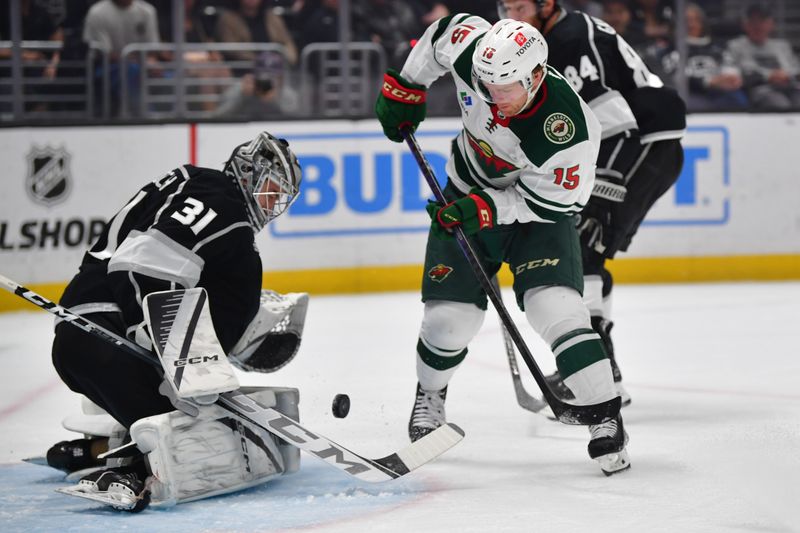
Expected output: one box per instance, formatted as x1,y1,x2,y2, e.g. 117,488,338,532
46,131,306,510
500,0,687,407
375,16,629,475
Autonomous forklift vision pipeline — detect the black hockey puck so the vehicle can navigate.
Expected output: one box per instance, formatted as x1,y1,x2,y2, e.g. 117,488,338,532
332,394,350,418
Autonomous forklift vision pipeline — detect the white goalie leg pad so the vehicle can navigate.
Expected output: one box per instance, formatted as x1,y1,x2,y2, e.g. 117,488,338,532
61,396,121,438
229,290,309,373
524,286,616,404
143,288,239,400
131,387,299,505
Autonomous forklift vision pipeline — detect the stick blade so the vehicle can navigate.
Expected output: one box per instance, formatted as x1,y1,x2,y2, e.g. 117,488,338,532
375,423,465,475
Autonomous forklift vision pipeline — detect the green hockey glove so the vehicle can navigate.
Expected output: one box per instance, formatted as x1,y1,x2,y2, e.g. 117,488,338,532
375,69,427,142
426,189,496,240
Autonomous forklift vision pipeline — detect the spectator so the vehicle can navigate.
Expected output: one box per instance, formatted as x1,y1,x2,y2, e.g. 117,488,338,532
215,0,299,69
83,0,162,116
352,0,422,69
646,3,749,111
413,1,451,26
296,0,345,48
442,1,498,22
631,0,673,48
565,0,603,18
0,0,65,113
158,0,233,113
651,3,747,111
726,1,800,110
213,50,299,119
601,0,648,51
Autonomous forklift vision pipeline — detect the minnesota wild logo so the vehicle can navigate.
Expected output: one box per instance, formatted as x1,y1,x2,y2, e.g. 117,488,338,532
428,264,454,283
465,130,517,176
543,113,575,144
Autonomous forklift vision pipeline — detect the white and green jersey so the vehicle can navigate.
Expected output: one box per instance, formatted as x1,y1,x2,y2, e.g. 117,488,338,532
401,14,601,224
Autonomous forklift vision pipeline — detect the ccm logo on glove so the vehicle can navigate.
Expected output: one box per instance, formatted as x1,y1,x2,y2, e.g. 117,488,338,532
438,194,493,230
427,189,497,239
382,73,427,103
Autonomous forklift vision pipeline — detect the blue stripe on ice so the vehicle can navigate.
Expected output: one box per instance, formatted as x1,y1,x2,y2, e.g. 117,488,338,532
1,460,422,532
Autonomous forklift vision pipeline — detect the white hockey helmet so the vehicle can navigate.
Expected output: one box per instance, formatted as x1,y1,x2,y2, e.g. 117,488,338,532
471,19,549,112
225,132,302,230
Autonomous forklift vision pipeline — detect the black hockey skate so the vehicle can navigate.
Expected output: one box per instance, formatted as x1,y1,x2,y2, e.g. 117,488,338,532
588,413,630,476
408,384,447,442
57,462,151,512
46,438,107,473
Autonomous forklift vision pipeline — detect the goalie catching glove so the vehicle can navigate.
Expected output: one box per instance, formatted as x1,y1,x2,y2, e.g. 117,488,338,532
426,188,496,240
229,289,309,373
375,69,427,142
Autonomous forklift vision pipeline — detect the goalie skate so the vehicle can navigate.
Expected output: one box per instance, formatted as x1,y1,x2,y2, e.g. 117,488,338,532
588,414,630,476
57,468,151,512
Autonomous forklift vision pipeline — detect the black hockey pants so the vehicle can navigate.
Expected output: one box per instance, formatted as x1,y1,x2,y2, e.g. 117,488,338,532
52,312,174,429
582,138,685,290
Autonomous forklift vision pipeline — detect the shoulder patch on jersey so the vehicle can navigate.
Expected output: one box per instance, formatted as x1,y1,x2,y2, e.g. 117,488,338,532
543,113,576,144
451,36,481,87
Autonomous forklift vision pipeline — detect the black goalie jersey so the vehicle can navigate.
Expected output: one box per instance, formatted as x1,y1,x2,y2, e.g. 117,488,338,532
545,10,686,143
60,165,263,351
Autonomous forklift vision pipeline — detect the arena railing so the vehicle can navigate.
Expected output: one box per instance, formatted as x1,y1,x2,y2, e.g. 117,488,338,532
0,41,109,123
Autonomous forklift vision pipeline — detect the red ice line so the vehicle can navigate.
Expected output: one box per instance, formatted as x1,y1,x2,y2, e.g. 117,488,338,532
0,377,62,421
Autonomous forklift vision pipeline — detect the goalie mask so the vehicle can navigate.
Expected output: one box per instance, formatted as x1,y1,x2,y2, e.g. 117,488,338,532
471,19,548,115
225,132,302,231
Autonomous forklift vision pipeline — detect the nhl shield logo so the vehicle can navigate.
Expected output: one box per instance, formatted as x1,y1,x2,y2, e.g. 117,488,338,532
26,145,71,206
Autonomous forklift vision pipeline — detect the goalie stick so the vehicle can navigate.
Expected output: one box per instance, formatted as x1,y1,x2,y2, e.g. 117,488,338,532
489,276,548,413
0,273,464,483
402,128,621,425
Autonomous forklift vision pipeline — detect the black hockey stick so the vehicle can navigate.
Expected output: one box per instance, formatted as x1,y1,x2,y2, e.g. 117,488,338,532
402,128,620,425
489,275,548,413
0,273,464,483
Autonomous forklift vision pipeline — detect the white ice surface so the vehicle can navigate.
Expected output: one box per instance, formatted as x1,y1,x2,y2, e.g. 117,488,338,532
1,282,799,532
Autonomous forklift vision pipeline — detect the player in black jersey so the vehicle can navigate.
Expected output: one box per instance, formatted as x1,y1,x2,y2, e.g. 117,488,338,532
500,0,687,405
45,132,302,498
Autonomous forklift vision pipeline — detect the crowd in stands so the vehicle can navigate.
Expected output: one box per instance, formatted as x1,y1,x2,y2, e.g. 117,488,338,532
2,0,800,121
